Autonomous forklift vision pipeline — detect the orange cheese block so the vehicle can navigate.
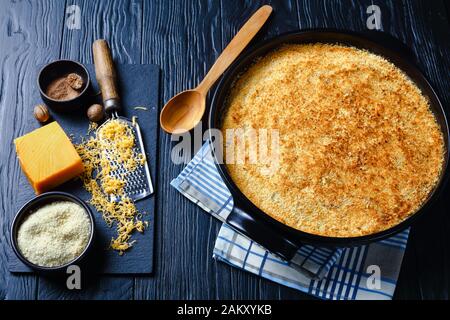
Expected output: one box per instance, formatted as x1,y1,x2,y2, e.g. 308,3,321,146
14,121,84,194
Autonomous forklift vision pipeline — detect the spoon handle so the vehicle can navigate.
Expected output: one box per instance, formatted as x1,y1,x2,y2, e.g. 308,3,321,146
196,5,272,95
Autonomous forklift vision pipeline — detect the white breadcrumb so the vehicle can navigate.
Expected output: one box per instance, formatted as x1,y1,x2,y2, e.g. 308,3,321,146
17,201,91,267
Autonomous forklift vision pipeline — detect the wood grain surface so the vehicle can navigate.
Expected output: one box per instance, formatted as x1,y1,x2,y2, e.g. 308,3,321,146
0,0,66,300
0,0,449,300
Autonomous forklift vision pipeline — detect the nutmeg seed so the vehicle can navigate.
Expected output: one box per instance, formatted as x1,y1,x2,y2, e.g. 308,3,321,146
34,104,50,123
87,103,104,122
66,73,84,90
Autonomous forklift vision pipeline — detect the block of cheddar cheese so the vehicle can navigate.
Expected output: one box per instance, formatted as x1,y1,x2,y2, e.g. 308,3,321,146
14,121,84,194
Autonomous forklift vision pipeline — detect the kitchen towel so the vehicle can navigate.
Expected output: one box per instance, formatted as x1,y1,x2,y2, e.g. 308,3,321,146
171,143,409,300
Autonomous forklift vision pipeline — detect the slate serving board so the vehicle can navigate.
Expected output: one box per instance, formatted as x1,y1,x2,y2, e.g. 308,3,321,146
8,64,159,275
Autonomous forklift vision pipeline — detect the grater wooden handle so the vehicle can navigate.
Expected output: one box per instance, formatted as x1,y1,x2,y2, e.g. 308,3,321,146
93,39,121,113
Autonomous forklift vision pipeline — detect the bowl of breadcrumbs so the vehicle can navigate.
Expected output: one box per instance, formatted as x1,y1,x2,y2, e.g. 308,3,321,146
11,191,95,272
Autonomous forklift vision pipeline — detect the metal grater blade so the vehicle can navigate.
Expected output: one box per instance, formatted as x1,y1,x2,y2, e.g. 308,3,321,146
97,116,153,202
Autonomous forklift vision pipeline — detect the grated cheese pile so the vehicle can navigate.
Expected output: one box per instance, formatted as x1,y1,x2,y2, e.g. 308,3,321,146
75,119,147,254
17,201,91,267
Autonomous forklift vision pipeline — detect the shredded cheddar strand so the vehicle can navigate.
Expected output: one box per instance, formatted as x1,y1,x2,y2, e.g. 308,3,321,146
75,119,148,254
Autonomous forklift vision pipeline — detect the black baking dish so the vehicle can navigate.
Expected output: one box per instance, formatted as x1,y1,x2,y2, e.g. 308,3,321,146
208,29,450,261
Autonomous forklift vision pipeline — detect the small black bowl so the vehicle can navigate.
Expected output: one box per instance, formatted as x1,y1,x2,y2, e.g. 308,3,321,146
11,192,95,272
38,60,91,112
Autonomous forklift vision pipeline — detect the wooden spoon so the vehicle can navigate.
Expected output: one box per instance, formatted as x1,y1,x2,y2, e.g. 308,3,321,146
160,5,273,134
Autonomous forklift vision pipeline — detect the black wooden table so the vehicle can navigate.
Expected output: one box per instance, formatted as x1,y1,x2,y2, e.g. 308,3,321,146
0,0,449,300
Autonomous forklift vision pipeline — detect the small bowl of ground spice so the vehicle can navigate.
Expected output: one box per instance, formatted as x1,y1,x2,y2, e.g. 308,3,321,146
11,192,95,272
38,60,90,112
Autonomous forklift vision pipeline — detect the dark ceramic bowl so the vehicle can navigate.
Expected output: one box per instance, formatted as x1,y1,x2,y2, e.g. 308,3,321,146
11,192,95,272
38,60,91,112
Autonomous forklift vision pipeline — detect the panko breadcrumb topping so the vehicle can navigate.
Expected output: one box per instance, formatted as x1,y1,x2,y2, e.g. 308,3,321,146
222,43,444,237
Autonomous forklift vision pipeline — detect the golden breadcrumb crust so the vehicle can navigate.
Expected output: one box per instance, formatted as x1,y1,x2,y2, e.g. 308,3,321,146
222,43,444,237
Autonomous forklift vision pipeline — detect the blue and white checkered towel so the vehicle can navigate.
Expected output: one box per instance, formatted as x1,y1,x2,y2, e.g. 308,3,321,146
171,143,409,300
